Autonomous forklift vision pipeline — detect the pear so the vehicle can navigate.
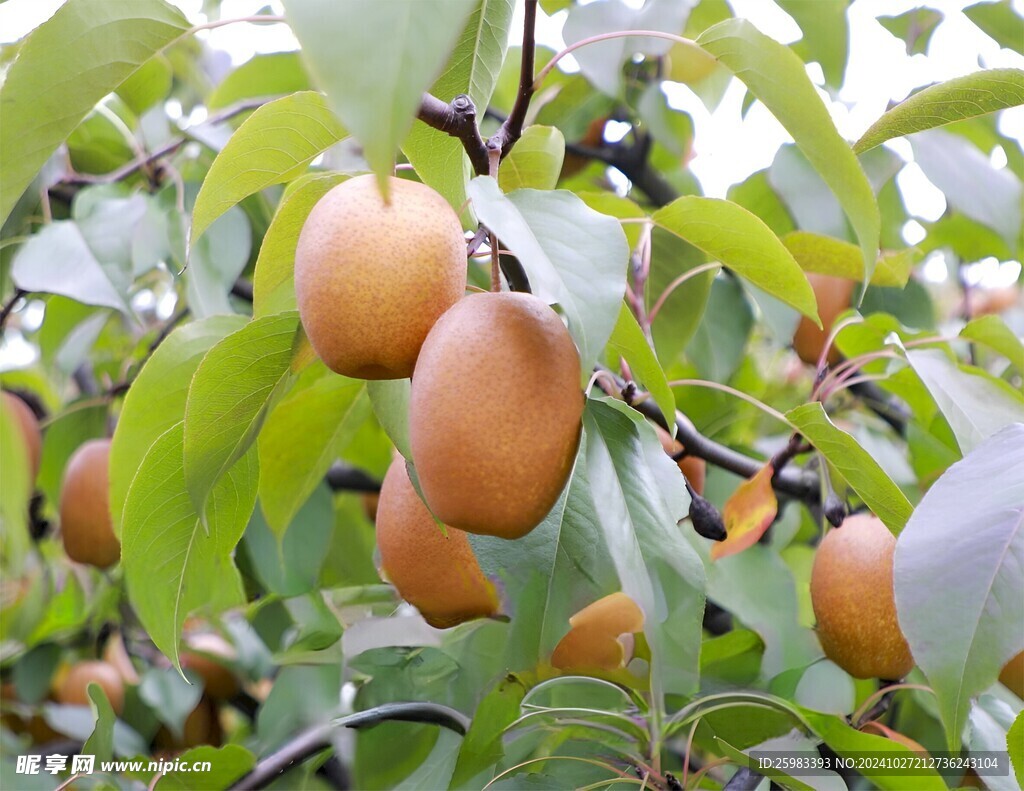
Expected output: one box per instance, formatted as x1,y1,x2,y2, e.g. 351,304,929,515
551,592,645,671
294,174,467,379
60,438,120,568
810,514,914,679
793,273,855,366
376,460,498,628
410,292,582,539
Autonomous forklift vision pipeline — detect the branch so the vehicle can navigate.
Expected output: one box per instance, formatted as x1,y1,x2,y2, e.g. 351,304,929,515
60,97,272,187
601,372,820,503
417,93,489,176
489,0,538,157
0,288,28,333
723,767,765,791
231,703,471,791
325,463,380,493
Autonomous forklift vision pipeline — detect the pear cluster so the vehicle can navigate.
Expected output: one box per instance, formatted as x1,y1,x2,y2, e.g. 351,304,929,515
296,176,584,631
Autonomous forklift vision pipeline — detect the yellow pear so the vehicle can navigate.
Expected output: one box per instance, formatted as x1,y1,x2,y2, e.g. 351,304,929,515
294,174,467,379
810,514,914,679
375,460,498,628
60,438,120,568
551,592,645,671
410,292,583,539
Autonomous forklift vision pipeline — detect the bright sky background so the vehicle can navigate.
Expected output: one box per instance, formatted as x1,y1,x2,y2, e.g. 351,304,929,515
3,0,1022,209
1,0,1022,279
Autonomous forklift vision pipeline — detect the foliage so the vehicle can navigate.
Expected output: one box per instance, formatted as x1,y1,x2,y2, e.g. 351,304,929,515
1,0,1022,789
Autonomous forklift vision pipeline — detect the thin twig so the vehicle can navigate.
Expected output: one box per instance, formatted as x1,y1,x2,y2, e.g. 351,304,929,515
0,288,29,333
598,370,820,503
62,97,272,187
231,702,470,791
489,0,539,156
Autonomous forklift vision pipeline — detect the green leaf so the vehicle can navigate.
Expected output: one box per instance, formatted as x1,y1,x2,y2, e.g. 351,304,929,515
646,227,714,365
81,683,117,764
801,710,948,789
208,51,311,110
562,0,688,97
964,0,1024,55
0,0,189,224
1009,711,1024,787
116,54,173,115
699,19,880,281
258,374,370,535
713,737,814,791
855,70,1024,154
154,745,256,790
705,544,819,677
786,402,914,533
11,222,132,313
110,315,247,535
244,485,334,597
637,83,694,159
123,422,256,667
253,173,348,318
899,423,1024,752
878,8,943,55
190,92,347,246
498,125,566,192
138,667,202,739
606,303,676,436
183,312,301,516
782,231,915,288
906,349,1024,456
403,0,514,215
777,0,849,90
466,178,630,370
37,403,106,509
910,129,1022,247
470,438,619,669
584,398,706,697
449,676,527,789
367,379,413,460
686,275,754,382
728,169,795,237
185,206,252,318
284,0,477,189
0,401,29,547
653,196,819,322
968,697,1020,791
961,315,1024,372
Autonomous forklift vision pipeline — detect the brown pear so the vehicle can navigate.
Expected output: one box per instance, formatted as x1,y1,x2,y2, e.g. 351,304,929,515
376,460,498,628
294,174,467,379
56,660,124,715
551,592,645,671
810,514,914,680
410,292,583,538
999,651,1024,699
793,273,855,366
2,391,42,491
154,696,222,751
60,439,119,568
654,424,706,496
181,632,240,700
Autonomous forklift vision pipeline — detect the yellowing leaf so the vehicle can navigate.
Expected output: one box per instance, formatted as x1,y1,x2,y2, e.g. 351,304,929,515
712,463,778,560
